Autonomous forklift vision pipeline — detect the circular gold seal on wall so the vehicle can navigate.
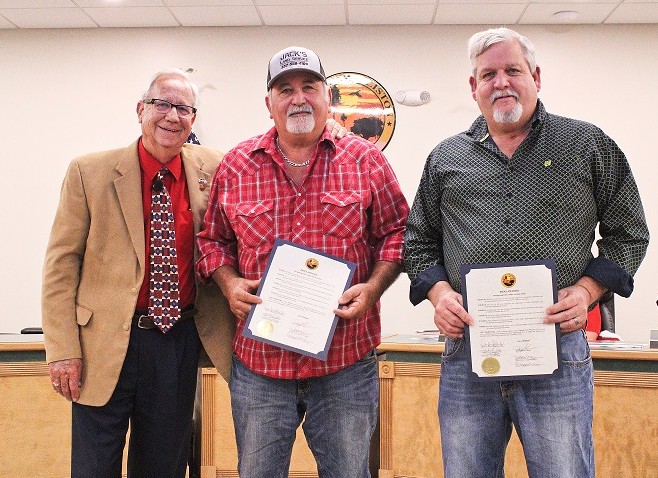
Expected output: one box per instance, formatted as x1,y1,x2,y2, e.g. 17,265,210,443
501,273,516,288
326,72,396,151
481,357,501,375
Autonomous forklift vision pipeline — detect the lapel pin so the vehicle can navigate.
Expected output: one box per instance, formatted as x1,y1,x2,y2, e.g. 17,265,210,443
198,178,208,191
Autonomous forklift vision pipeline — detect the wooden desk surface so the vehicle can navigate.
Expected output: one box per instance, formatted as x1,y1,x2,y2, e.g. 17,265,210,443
379,334,658,362
4,334,657,361
0,335,44,352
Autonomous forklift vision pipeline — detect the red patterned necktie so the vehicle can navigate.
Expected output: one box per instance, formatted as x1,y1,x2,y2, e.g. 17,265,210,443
148,168,180,333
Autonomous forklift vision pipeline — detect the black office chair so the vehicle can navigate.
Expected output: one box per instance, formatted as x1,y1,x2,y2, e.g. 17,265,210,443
20,327,43,334
598,291,615,333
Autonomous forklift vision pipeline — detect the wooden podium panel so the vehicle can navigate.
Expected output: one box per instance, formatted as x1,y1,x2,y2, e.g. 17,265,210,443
592,371,658,478
0,364,72,478
0,352,127,478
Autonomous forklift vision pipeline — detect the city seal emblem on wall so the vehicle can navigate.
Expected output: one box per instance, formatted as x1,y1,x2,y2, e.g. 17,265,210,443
326,72,396,151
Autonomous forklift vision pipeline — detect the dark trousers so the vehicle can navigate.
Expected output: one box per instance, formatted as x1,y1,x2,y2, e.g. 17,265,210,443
71,318,201,478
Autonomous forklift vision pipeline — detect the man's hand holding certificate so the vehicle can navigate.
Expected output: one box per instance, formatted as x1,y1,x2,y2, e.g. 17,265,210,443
461,260,560,380
243,239,356,361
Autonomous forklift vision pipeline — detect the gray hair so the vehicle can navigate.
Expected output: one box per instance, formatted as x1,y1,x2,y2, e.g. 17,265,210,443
141,68,199,107
468,28,537,78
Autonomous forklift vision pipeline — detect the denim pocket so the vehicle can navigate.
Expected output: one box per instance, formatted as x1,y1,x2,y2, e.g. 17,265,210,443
442,337,464,361
560,329,591,367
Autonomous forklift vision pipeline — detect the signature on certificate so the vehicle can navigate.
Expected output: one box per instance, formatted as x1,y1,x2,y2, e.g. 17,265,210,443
481,339,503,357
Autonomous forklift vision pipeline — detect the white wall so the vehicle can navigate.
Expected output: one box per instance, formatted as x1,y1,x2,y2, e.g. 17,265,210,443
1,24,656,342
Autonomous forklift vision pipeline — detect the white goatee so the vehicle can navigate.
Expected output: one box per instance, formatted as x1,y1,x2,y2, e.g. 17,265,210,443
286,104,315,134
491,89,523,124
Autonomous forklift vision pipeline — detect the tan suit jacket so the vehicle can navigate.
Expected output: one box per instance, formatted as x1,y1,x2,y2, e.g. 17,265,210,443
42,140,235,406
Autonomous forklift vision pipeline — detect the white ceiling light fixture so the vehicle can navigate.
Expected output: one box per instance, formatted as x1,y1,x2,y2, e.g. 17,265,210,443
553,10,580,23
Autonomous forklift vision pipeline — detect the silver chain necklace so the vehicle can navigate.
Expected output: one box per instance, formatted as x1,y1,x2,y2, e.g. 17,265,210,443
276,137,310,167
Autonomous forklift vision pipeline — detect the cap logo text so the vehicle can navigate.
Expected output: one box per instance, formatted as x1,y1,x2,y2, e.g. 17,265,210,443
279,51,309,70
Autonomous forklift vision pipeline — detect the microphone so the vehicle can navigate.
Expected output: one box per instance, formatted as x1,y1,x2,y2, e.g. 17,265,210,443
152,178,164,193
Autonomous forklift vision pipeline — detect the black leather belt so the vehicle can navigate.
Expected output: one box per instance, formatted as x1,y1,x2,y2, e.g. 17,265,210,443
132,306,197,330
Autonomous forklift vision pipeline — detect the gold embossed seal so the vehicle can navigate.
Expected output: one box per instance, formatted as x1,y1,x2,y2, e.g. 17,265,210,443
501,273,516,288
256,320,274,338
481,357,501,375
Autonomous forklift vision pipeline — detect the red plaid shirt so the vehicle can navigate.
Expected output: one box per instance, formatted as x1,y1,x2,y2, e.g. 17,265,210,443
196,127,409,379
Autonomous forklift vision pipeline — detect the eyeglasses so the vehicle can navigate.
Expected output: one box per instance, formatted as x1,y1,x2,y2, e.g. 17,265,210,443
143,98,197,117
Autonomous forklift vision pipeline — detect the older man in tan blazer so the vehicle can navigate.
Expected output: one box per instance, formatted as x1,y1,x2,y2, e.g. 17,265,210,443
42,69,234,478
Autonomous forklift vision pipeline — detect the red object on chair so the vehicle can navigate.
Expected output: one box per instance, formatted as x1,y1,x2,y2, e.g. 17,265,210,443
586,304,602,337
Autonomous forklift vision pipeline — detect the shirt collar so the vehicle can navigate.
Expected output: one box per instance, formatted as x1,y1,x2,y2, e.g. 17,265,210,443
466,99,546,142
138,138,183,182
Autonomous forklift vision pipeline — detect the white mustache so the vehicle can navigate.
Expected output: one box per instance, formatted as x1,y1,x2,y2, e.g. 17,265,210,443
287,105,313,117
490,89,519,103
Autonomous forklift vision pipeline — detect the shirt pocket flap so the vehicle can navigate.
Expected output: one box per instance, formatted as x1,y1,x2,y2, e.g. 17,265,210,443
235,200,274,218
320,191,361,207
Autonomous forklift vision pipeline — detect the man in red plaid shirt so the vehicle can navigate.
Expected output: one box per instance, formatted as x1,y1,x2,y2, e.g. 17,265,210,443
196,46,409,477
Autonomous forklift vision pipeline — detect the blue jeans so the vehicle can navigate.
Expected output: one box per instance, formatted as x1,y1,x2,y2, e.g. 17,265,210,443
439,329,594,478
229,352,379,478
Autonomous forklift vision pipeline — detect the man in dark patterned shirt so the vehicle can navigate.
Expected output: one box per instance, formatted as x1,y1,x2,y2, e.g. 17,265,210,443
197,46,409,477
404,27,649,478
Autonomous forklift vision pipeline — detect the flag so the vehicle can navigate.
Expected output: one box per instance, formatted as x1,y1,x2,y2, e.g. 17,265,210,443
186,131,201,144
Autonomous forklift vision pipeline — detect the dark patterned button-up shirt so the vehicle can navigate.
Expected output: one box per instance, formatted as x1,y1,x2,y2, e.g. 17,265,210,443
197,126,409,379
404,100,649,305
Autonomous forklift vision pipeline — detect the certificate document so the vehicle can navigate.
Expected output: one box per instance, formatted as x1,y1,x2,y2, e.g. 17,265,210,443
243,239,356,360
461,260,560,380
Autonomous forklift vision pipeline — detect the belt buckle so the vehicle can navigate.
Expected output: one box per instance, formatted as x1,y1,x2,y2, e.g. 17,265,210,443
137,315,152,329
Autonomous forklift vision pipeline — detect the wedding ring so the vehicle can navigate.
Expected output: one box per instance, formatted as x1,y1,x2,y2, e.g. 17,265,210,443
573,318,580,326
52,381,60,387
